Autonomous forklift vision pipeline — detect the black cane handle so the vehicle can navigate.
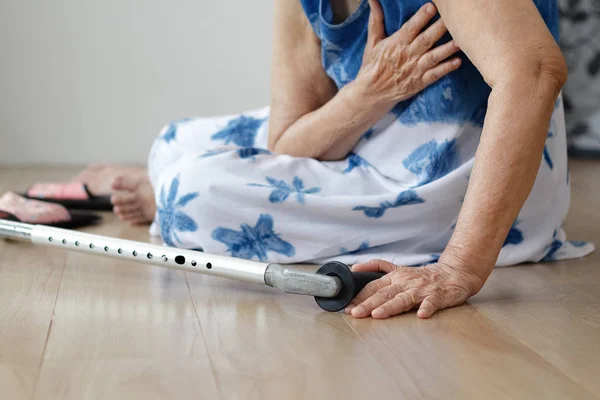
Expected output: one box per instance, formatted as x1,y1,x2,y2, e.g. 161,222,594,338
314,261,386,312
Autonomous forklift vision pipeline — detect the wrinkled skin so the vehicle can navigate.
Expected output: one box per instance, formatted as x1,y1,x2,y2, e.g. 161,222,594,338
345,259,486,319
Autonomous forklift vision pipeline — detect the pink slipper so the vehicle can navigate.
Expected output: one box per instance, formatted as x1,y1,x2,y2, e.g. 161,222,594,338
0,192,101,228
21,182,112,211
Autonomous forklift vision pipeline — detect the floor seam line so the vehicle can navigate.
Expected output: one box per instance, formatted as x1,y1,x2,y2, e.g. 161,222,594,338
184,272,226,400
30,258,67,400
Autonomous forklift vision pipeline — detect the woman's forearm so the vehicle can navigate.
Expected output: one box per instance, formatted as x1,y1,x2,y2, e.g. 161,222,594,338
269,78,389,161
440,68,566,288
270,1,462,161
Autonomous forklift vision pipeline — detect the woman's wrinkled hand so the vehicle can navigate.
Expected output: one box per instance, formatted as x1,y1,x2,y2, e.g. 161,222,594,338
357,0,462,107
344,259,487,319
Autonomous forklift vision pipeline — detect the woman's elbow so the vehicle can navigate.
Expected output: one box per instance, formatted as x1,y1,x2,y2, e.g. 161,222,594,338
516,47,568,95
528,49,568,94
494,46,568,95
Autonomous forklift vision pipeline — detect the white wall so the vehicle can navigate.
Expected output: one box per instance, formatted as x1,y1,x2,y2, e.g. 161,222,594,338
0,1,274,164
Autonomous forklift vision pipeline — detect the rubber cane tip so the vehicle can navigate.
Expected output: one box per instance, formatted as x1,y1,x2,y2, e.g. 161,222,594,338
314,261,385,312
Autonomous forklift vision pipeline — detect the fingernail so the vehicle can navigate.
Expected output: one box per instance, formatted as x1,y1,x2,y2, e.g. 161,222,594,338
425,3,435,14
372,308,385,318
344,306,354,314
352,306,366,316
453,58,461,66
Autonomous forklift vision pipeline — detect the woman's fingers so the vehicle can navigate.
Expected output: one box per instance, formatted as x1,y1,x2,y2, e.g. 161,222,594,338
345,261,399,314
421,57,462,86
366,0,386,48
350,284,406,318
409,19,448,56
129,217,150,226
113,202,141,214
351,259,397,273
345,262,477,319
393,3,438,44
116,209,143,221
418,40,460,71
345,273,393,311
371,291,419,319
417,295,443,319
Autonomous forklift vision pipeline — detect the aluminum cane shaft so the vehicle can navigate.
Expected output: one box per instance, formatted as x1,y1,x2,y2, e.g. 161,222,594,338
0,220,342,298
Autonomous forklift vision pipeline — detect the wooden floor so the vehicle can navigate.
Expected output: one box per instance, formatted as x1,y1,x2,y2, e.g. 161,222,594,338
0,162,599,400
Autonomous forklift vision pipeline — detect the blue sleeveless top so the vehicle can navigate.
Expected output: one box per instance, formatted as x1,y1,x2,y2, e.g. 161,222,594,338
299,0,560,127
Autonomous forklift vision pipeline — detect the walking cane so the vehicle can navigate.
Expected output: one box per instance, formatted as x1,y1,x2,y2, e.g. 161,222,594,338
0,220,384,312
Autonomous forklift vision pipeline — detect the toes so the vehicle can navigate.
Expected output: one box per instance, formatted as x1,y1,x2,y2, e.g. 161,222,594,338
113,203,141,214
111,191,137,206
129,217,151,226
111,175,140,192
115,209,143,222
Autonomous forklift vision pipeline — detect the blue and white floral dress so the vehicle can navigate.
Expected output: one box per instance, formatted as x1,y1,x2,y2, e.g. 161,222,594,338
147,0,594,266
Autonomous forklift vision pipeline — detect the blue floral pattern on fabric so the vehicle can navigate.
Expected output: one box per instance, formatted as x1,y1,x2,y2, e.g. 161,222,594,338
238,148,271,160
323,40,353,87
249,176,321,205
157,175,200,247
543,120,555,169
403,139,460,185
392,78,488,127
569,240,588,248
212,214,296,261
211,115,267,147
161,118,194,143
542,240,564,261
199,147,271,161
344,153,372,174
503,221,524,248
340,241,370,255
353,190,425,218
543,145,554,169
199,149,230,158
362,128,375,140
542,231,564,261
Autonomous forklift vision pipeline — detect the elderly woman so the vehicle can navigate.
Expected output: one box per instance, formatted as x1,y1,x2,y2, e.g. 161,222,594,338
107,0,593,319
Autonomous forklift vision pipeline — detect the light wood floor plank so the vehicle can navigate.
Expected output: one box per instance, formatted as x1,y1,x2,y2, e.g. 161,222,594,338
342,304,597,400
186,269,405,400
0,241,66,400
468,159,600,397
472,280,600,397
34,218,221,397
33,359,220,400
42,218,208,361
0,166,80,399
0,162,598,399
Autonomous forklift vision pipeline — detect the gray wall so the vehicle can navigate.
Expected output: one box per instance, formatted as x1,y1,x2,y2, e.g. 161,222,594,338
0,1,274,165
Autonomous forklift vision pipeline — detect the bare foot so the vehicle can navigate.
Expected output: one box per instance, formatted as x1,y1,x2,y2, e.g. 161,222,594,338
73,164,147,195
111,175,156,226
